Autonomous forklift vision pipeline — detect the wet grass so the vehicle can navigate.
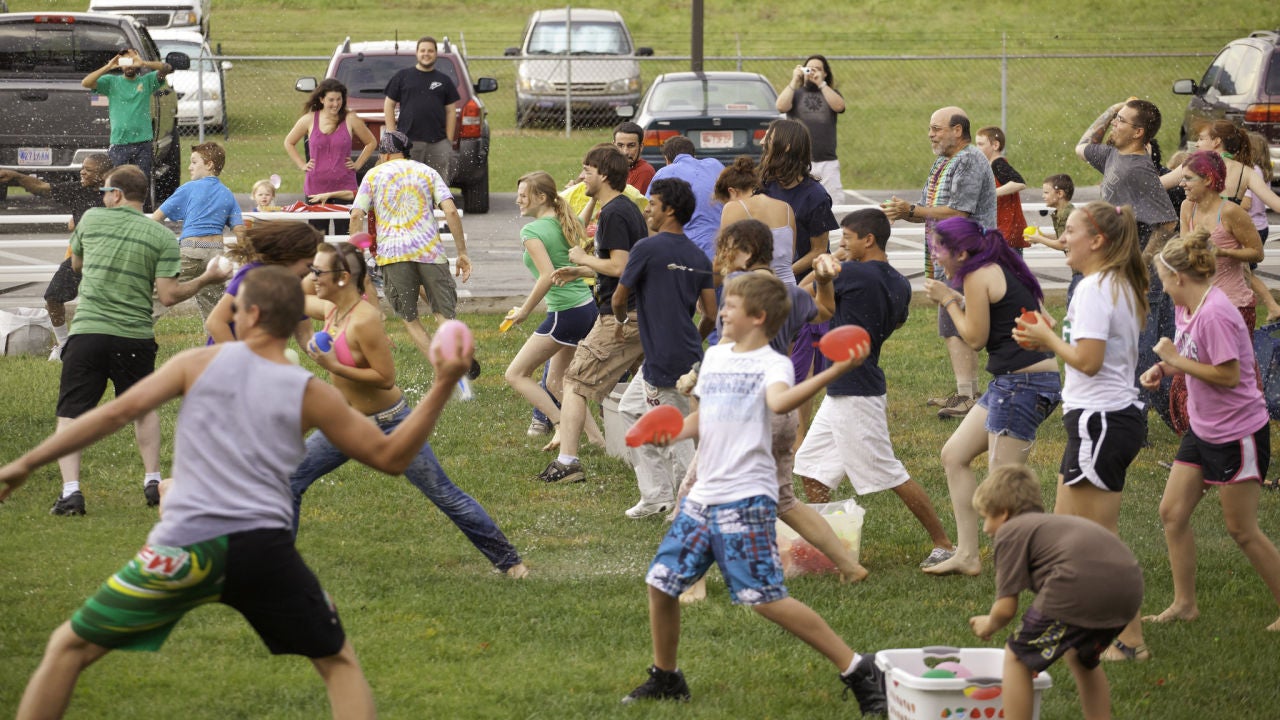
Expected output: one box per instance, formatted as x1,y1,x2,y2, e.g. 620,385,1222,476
1,298,1279,717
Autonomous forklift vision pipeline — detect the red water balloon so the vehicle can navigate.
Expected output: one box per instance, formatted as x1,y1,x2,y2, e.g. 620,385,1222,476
818,325,871,362
625,404,685,447
350,232,374,250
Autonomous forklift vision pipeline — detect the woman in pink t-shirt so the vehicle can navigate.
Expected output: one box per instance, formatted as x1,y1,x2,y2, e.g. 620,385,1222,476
1140,230,1280,632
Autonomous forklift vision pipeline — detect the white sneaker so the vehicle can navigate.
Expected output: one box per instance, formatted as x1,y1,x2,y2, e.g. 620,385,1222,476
48,344,62,362
625,500,670,519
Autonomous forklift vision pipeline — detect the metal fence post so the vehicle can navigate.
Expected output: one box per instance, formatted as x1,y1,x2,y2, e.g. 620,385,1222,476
1000,32,1007,132
563,4,572,139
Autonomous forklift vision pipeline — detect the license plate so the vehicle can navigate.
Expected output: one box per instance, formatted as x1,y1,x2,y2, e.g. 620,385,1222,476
18,147,53,166
699,131,733,149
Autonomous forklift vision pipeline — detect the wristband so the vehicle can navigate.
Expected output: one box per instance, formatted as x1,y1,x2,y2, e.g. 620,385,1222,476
908,204,917,219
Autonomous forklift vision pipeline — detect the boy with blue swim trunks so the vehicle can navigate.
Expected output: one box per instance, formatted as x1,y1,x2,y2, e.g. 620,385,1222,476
0,266,474,719
622,272,887,715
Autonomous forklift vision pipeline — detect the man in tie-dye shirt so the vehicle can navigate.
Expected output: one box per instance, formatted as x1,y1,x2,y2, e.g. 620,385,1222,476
352,131,474,366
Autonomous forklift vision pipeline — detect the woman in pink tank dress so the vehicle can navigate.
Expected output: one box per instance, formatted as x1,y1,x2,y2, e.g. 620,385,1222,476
284,79,376,205
1167,151,1263,435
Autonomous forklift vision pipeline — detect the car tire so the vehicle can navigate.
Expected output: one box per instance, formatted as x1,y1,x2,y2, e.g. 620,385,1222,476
461,165,489,214
154,129,182,206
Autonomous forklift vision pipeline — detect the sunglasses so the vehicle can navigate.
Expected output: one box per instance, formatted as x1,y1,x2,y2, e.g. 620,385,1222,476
308,264,344,277
98,186,120,194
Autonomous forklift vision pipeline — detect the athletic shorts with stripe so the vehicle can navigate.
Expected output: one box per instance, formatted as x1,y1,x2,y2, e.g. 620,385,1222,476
71,528,345,658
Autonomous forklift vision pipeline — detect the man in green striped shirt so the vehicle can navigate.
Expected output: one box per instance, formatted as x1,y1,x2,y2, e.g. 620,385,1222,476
50,164,229,517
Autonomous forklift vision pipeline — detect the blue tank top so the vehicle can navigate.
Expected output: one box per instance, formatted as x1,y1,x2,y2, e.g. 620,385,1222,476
149,343,312,546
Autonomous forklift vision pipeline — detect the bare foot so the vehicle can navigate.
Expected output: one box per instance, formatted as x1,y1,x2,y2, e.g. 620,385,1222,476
921,553,982,577
679,577,707,604
1142,605,1199,623
840,563,870,583
541,429,561,453
504,563,530,579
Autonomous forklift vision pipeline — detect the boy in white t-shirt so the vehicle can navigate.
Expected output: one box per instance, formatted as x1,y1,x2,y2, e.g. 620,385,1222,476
622,272,887,714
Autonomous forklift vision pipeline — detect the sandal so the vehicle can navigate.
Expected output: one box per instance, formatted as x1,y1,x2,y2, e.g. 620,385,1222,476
1102,638,1151,663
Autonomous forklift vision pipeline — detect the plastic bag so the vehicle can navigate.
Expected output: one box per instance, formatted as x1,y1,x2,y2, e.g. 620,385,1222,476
0,307,54,356
776,498,865,578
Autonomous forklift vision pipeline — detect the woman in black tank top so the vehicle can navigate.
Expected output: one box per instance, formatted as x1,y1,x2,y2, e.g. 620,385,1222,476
921,217,1062,576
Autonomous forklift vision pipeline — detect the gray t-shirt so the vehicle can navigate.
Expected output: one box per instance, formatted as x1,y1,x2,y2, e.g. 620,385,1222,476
1082,144,1177,226
787,85,842,162
149,343,312,547
993,513,1143,629
919,143,997,233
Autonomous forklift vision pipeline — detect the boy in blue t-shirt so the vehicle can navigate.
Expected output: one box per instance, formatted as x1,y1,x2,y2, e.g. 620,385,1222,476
152,141,245,321
795,209,956,570
622,272,886,714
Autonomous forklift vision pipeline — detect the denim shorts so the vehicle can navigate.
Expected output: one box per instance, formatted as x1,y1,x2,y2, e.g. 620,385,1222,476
977,371,1062,442
534,300,599,347
645,495,788,606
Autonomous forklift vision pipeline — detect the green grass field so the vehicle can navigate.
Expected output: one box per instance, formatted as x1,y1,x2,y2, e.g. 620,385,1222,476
1,299,1278,718
5,0,1265,196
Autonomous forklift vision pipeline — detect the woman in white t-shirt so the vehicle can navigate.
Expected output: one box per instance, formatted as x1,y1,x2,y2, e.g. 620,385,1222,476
1015,200,1151,660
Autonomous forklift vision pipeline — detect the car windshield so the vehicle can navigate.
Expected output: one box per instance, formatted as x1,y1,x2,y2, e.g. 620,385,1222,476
0,19,131,75
335,54,458,98
647,78,776,113
155,40,215,71
527,21,630,55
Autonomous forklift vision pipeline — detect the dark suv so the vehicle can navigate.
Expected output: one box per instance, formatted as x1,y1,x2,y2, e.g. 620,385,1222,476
1173,29,1280,180
296,36,498,213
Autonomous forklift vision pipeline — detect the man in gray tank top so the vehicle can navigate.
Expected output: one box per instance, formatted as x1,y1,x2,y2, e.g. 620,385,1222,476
0,265,475,719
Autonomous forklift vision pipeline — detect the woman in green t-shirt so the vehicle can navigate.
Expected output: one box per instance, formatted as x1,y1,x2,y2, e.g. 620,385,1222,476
503,171,603,447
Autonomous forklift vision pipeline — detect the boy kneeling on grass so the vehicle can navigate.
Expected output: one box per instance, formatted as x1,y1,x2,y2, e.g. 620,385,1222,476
969,466,1143,720
623,272,887,716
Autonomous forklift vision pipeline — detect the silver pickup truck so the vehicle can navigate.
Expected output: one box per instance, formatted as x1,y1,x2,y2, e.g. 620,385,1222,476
0,12,189,206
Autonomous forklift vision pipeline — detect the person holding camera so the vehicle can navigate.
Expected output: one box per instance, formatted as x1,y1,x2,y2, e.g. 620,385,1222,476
776,55,846,204
81,49,174,182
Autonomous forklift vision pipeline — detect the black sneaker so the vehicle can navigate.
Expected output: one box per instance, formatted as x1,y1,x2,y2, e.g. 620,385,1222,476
537,459,584,483
840,654,887,716
621,665,691,704
144,480,161,507
50,491,86,516
467,358,482,380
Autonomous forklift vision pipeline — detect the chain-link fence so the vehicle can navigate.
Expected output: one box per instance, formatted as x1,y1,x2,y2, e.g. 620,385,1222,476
200,50,1213,204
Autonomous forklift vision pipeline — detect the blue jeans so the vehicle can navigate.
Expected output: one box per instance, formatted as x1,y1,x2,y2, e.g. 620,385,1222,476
977,371,1062,442
289,403,522,571
1138,263,1175,432
108,141,153,182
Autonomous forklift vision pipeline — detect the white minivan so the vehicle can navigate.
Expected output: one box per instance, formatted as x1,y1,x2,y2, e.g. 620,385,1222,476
505,8,652,128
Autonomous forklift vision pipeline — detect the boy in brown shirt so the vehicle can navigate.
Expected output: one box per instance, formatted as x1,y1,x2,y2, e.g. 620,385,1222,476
969,466,1143,720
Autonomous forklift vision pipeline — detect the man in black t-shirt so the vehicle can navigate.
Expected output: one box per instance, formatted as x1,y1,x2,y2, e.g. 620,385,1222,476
0,153,112,361
384,36,461,181
538,146,648,484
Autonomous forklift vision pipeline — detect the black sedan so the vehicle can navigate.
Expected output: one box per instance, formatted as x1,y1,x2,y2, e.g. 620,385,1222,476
618,71,782,170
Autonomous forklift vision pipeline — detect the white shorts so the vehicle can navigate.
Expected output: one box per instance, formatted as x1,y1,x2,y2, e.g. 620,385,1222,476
794,394,909,494
811,160,844,205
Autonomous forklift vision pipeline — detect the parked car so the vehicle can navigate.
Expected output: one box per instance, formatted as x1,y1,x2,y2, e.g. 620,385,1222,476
1172,29,1279,180
0,12,188,205
296,36,498,214
150,28,227,134
617,71,781,171
86,0,210,37
505,8,652,128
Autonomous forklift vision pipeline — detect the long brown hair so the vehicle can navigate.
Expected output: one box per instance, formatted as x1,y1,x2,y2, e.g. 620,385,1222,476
518,171,588,250
1077,201,1149,324
303,78,349,122
758,119,812,187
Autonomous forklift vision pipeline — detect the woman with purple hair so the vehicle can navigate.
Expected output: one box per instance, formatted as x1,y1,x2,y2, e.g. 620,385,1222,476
1166,150,1264,435
921,217,1062,576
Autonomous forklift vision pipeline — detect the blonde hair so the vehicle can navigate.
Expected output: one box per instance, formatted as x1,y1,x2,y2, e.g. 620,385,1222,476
518,171,588,250
1075,201,1148,324
972,466,1044,518
724,272,790,339
250,179,276,199
1159,229,1217,280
